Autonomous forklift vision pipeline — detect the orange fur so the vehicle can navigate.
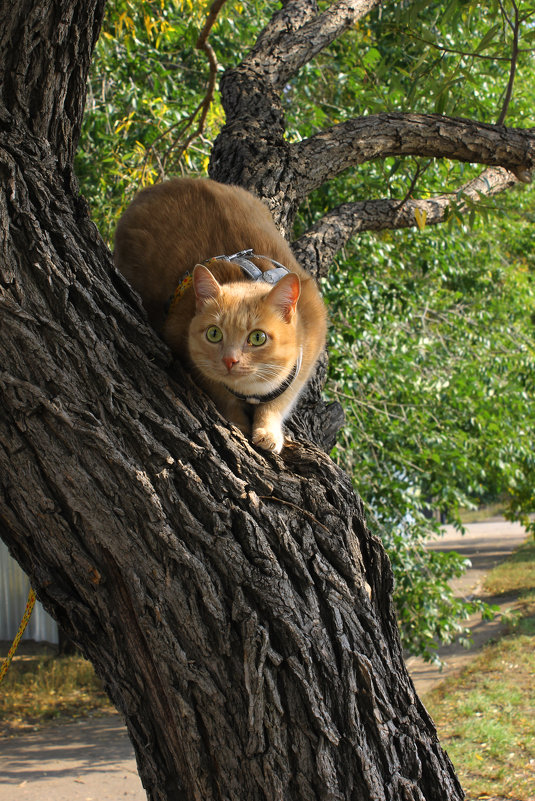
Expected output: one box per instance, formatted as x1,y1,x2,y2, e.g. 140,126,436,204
114,178,326,452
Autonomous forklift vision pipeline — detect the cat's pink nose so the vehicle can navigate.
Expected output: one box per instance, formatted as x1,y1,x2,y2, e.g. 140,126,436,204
223,355,239,372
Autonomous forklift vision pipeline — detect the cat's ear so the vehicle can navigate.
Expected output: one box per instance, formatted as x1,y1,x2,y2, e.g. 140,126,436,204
193,264,222,310
267,273,301,322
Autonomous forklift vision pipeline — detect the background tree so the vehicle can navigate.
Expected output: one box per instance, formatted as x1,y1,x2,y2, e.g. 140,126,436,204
1,3,534,801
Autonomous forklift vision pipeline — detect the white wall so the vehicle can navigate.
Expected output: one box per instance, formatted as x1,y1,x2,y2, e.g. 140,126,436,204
0,540,58,644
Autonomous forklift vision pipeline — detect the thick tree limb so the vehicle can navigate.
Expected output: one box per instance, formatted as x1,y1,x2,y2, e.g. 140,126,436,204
293,167,519,278
242,0,381,88
292,112,535,200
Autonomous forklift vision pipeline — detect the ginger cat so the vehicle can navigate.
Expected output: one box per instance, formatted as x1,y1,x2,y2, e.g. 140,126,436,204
114,178,326,453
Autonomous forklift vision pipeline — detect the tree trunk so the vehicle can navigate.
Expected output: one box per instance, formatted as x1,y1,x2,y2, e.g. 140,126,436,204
3,1,516,798
0,131,463,798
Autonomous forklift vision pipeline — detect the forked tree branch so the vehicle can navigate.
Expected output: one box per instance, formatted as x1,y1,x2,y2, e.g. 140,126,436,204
243,0,381,88
169,0,228,163
214,0,535,270
291,112,535,201
293,167,520,278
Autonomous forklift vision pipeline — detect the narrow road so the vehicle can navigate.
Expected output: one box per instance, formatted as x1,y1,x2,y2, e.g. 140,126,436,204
429,518,528,596
0,713,144,800
0,519,528,800
405,518,528,695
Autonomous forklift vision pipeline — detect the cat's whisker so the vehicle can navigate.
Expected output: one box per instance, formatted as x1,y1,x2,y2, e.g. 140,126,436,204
255,362,280,371
254,364,289,380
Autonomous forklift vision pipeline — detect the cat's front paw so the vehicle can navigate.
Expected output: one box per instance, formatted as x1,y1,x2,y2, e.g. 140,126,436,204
252,425,285,454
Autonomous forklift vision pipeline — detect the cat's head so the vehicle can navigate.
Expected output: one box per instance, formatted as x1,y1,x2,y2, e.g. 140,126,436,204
188,264,301,394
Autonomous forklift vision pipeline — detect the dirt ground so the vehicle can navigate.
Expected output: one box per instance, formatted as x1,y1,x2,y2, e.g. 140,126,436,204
0,712,145,800
0,519,529,801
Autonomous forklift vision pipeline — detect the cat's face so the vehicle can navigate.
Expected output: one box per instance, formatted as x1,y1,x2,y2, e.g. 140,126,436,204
188,264,301,394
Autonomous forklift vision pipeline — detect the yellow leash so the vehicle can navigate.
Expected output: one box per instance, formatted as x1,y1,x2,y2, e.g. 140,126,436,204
0,588,36,683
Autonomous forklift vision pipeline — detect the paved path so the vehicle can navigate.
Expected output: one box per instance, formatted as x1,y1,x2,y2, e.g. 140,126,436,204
405,518,528,695
0,519,529,800
431,518,528,596
0,713,144,800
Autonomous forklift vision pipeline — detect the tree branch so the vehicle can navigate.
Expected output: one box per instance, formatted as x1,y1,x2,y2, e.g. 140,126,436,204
291,112,535,200
242,0,381,88
496,0,520,125
140,0,228,179
292,167,519,278
166,0,227,167
393,158,432,211
398,30,511,61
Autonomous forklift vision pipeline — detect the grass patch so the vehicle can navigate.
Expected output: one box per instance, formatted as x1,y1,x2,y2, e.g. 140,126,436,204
425,535,535,800
0,650,112,734
484,535,535,598
459,503,507,524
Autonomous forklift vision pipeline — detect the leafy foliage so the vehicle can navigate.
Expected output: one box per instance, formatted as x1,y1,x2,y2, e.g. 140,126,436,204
76,0,535,660
76,0,269,243
322,189,535,657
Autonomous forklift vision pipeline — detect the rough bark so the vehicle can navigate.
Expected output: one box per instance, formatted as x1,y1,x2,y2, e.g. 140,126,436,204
0,131,462,800
0,0,104,171
243,0,381,89
293,166,519,279
2,1,534,799
291,113,535,201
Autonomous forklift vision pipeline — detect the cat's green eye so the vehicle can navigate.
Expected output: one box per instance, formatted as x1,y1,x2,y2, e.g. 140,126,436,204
206,325,223,343
248,329,267,347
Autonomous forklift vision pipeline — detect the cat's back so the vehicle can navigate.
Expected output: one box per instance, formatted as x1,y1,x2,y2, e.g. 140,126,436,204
114,178,284,320
114,178,325,340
